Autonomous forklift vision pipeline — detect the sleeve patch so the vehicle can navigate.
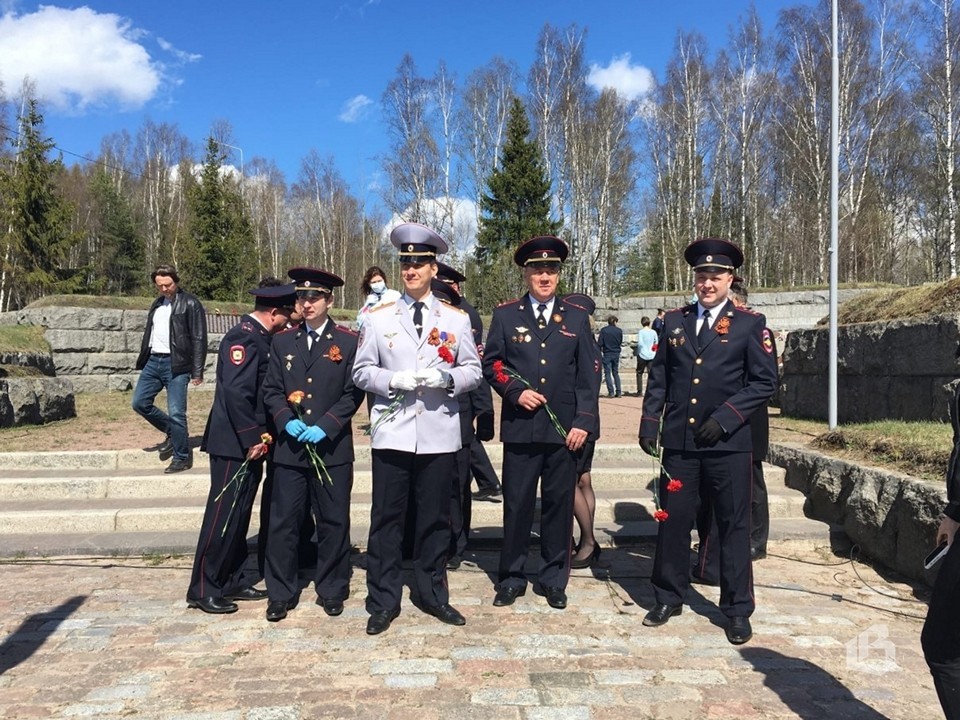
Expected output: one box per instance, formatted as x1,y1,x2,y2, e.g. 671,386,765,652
230,344,246,365
762,329,774,354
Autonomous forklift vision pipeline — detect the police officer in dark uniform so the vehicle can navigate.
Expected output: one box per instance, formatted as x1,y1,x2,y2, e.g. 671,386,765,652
261,268,365,622
435,262,502,502
483,236,602,610
693,278,777,585
423,278,493,570
186,283,298,615
638,237,778,645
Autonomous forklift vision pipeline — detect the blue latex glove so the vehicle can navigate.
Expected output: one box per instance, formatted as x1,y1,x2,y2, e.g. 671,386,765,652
285,418,308,438
298,425,327,444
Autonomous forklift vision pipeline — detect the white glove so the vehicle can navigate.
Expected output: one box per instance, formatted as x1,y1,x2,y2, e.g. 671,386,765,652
389,370,418,392
415,368,448,388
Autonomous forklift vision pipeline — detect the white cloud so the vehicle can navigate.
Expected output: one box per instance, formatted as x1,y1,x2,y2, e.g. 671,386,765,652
157,37,201,64
0,6,197,113
339,94,373,123
587,53,654,102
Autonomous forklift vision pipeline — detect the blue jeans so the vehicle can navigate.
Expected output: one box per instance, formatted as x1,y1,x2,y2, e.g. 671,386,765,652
602,355,621,396
132,354,190,461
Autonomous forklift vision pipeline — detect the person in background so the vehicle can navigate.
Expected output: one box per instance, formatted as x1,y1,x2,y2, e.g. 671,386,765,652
563,293,601,570
356,266,402,330
434,262,503,503
922,378,960,719
186,283,297,615
132,264,207,474
597,315,623,398
651,308,666,337
638,237,777,646
635,316,658,397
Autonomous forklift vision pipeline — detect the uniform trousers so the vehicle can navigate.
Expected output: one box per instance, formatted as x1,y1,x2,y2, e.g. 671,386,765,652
188,454,263,600
449,445,473,560
366,449,455,613
498,442,576,591
264,462,353,604
922,540,960,719
470,438,501,493
694,459,769,581
653,449,754,617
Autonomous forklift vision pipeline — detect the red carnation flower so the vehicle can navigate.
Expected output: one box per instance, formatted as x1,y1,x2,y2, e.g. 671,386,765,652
666,479,683,492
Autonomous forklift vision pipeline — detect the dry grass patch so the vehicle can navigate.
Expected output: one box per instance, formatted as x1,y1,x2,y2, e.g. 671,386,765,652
833,278,960,324
0,325,49,354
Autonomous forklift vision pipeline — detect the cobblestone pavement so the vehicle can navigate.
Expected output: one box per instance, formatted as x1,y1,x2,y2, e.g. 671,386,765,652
0,543,941,719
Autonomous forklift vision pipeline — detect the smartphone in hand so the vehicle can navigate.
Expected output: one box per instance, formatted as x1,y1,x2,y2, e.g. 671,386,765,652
925,541,951,570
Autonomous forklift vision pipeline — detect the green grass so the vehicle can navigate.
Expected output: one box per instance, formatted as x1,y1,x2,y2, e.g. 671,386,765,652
807,420,952,481
0,325,49,353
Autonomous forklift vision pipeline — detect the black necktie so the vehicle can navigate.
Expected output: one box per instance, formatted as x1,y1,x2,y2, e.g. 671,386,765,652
697,310,711,349
536,303,547,329
413,301,424,337
308,330,319,351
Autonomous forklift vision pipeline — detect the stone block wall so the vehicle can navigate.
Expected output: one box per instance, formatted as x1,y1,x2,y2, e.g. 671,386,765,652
15,307,222,393
780,315,960,422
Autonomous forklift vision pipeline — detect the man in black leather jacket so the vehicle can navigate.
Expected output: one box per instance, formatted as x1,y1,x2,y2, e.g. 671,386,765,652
133,265,208,473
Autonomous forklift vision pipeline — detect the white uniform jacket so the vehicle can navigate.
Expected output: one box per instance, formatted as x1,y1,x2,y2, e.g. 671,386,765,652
353,294,482,454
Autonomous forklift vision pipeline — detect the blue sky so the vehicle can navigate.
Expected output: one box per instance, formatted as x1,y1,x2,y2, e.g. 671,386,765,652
0,0,804,209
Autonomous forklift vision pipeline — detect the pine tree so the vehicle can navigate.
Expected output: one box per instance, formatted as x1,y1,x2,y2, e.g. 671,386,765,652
473,97,560,310
89,167,144,295
185,137,256,301
0,98,81,307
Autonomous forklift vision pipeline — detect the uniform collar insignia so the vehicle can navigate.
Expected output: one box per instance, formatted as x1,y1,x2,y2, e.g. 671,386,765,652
516,326,529,333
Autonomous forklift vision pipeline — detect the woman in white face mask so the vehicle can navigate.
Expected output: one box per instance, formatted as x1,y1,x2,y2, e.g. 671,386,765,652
356,265,402,330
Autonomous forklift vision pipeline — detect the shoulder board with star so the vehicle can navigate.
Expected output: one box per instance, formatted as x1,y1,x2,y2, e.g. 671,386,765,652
497,298,521,308
733,305,762,316
370,302,396,313
334,324,358,336
668,306,687,315
439,303,467,315
275,326,298,336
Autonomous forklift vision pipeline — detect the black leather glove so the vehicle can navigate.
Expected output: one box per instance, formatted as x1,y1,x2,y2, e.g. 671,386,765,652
639,437,659,457
476,413,495,442
694,418,725,448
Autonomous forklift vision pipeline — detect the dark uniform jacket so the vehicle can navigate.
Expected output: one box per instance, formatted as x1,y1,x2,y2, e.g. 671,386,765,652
457,296,494,444
201,315,272,459
483,296,601,444
639,300,778,453
262,318,364,468
136,289,207,378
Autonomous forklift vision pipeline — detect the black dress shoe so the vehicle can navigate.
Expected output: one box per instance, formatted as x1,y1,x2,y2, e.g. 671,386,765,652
366,607,400,635
725,616,753,645
492,586,526,607
317,597,344,616
543,587,567,610
424,603,466,626
446,556,462,570
226,586,268,602
265,600,292,622
158,437,173,461
751,547,767,561
642,603,683,627
164,457,193,474
186,596,238,614
570,545,601,570
472,487,503,503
